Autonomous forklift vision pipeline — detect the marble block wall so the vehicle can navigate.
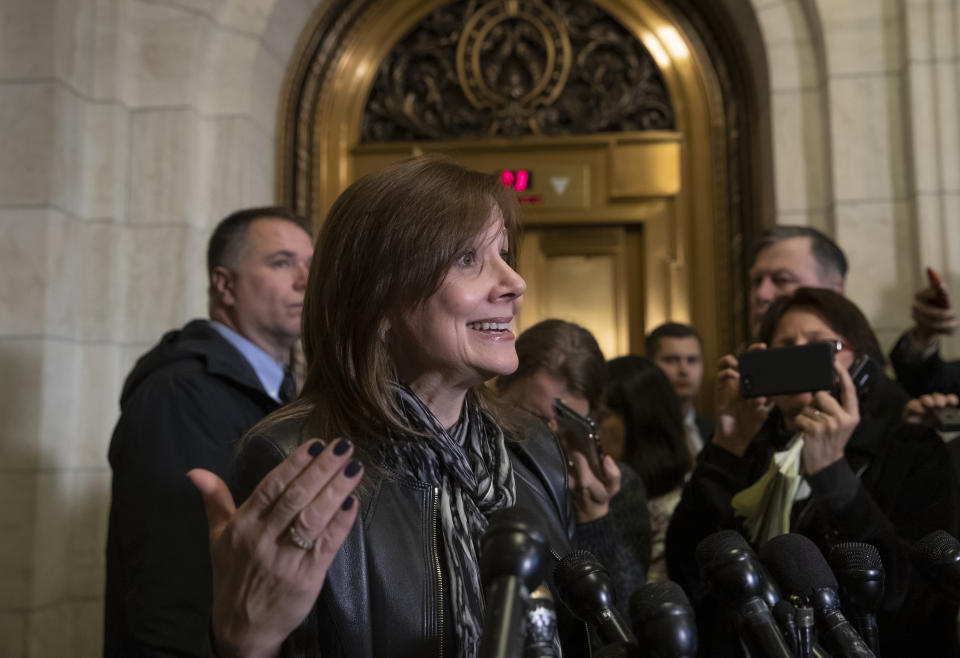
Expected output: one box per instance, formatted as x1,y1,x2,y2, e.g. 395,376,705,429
0,0,958,656
0,0,317,654
756,0,960,355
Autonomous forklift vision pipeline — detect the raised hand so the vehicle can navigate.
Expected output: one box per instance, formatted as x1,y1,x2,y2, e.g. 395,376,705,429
797,363,860,475
903,392,960,428
911,284,958,348
567,452,621,522
714,345,771,457
187,438,362,658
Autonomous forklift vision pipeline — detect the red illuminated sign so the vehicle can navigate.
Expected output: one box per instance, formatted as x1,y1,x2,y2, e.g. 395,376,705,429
500,169,530,192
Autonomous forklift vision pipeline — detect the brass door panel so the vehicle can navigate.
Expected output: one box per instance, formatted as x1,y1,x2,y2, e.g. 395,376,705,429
280,0,736,413
517,227,645,360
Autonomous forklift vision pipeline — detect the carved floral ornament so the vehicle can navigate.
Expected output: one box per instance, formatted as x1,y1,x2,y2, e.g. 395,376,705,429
361,0,675,141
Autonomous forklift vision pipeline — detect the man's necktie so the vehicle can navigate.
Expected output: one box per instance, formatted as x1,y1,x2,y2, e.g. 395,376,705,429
279,367,296,405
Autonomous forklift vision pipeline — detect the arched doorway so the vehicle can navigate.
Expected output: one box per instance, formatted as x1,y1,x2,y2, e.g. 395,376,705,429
277,0,772,411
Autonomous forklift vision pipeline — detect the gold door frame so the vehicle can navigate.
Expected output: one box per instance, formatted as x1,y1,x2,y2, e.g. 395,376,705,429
277,0,730,411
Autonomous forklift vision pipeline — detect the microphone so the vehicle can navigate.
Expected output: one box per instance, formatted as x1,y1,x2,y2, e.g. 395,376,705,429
760,534,875,658
911,529,960,605
478,508,550,658
554,550,638,650
523,585,558,658
694,530,793,658
828,542,884,655
628,580,697,658
772,599,799,656
793,598,817,658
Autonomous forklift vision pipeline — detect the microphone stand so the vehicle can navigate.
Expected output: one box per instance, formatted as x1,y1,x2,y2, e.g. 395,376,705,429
795,601,816,658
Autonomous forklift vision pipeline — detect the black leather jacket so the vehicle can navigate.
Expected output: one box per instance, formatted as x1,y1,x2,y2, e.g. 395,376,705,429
231,416,591,658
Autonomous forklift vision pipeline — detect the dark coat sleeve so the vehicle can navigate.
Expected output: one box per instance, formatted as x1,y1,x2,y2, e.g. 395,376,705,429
571,464,650,617
664,441,768,602
105,371,265,657
807,423,960,655
889,332,960,396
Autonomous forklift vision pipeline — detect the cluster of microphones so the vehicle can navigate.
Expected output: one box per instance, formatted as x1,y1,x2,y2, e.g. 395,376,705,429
478,508,960,658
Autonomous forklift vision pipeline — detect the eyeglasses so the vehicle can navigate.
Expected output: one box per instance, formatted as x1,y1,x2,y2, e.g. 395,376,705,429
822,339,853,354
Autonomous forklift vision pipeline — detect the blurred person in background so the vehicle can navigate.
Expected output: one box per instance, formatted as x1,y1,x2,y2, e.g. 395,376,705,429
603,356,692,583
497,318,651,603
646,322,712,454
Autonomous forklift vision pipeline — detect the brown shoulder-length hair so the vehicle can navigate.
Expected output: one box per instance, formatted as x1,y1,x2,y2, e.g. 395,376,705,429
496,319,607,412
757,287,885,366
260,155,521,472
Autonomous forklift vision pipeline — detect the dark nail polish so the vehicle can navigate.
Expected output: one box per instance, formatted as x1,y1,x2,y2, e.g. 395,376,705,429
333,439,352,456
308,441,324,457
344,460,362,478
341,496,355,511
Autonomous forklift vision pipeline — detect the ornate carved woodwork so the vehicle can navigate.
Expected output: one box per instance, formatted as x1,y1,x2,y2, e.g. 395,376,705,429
361,0,675,141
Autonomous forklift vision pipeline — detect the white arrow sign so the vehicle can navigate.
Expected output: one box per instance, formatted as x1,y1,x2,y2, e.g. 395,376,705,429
550,176,570,196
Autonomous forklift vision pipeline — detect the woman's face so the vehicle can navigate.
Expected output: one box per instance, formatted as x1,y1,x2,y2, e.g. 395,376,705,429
392,208,526,391
768,307,856,426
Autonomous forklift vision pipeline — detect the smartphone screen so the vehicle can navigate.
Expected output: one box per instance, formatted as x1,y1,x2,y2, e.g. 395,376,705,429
738,343,836,398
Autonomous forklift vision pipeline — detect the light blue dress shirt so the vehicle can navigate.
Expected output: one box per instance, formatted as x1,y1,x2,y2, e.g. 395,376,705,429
210,321,284,402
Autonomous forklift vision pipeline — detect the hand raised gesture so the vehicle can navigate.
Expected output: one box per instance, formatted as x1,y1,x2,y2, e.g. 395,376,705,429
714,345,771,457
188,439,362,658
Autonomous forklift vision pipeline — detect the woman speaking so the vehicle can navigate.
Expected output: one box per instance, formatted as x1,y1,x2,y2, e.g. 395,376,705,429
188,156,588,657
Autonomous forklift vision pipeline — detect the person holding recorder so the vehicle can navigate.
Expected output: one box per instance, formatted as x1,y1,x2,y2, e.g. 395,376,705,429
187,155,593,658
665,286,960,657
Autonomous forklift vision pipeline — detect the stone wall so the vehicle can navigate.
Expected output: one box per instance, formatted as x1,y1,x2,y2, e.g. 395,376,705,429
0,0,314,653
0,0,957,655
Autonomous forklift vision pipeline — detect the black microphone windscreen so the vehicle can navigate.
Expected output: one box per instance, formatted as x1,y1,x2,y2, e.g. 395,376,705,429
554,550,602,585
759,533,838,595
828,542,882,573
914,529,960,564
629,581,691,621
480,507,548,588
772,599,796,624
695,529,752,573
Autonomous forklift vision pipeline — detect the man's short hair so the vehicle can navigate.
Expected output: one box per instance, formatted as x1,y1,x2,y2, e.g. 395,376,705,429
206,206,308,277
750,225,848,282
644,322,701,359
497,319,606,409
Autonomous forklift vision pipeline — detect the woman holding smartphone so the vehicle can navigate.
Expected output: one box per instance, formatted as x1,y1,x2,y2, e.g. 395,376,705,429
666,287,960,657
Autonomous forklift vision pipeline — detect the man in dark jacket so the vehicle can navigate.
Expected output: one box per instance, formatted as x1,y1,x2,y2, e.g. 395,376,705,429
104,207,313,657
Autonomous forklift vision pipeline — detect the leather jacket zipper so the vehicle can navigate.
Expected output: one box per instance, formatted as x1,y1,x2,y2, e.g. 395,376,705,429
433,487,444,658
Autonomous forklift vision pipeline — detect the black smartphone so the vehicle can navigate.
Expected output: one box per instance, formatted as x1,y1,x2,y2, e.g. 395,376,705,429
552,398,604,477
934,407,960,432
739,343,836,398
846,353,878,400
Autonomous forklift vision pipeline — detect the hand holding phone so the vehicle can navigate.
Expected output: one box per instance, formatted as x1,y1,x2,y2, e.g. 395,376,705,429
927,267,951,309
552,399,621,522
903,392,960,430
912,268,958,343
552,398,604,477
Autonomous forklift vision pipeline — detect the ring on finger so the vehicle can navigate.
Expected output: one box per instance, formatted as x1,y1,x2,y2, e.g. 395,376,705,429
287,514,315,551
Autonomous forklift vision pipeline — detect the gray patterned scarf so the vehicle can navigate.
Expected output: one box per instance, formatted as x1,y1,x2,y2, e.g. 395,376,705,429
379,383,516,658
